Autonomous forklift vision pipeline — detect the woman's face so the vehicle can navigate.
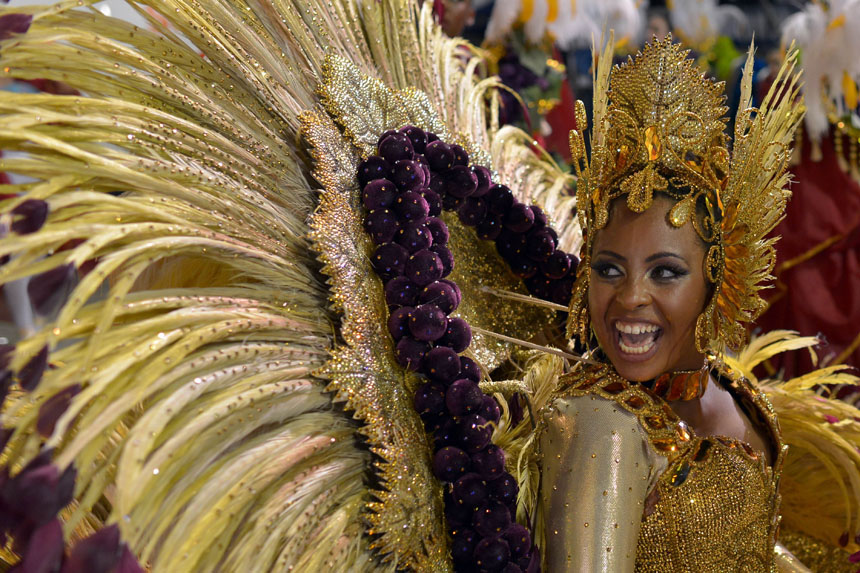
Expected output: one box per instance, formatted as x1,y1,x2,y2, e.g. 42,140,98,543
587,196,709,381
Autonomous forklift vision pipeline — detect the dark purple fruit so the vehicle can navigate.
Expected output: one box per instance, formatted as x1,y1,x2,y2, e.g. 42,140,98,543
387,306,413,340
378,132,414,163
372,242,409,280
358,156,390,187
423,346,461,383
504,202,535,233
425,140,454,172
409,303,448,341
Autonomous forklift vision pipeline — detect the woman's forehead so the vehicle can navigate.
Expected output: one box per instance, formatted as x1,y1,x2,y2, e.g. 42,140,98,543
594,197,704,256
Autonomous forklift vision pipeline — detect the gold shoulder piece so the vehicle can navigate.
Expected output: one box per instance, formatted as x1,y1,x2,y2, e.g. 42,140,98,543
556,365,693,459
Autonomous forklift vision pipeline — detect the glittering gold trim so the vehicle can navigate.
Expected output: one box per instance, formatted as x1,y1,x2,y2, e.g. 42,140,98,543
303,108,450,572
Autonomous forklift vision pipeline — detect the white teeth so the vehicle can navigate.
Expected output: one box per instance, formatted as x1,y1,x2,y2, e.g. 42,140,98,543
615,322,659,334
618,338,656,354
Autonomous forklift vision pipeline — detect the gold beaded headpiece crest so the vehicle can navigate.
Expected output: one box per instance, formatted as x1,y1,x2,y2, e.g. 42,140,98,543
566,35,805,354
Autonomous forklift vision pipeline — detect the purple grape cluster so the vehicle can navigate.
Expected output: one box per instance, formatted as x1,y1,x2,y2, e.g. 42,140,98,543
361,126,578,572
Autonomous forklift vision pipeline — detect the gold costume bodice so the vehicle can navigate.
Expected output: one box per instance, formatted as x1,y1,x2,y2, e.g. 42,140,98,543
539,363,790,572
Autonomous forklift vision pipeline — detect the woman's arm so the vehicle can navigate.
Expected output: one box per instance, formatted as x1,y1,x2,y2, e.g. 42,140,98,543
539,395,665,571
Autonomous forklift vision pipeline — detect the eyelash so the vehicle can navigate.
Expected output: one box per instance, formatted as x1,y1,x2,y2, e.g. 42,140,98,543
591,263,689,281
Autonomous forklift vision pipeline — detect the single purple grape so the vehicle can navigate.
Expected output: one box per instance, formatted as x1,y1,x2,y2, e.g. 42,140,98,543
474,536,511,572
395,336,430,371
524,273,553,300
479,395,502,424
551,276,575,306
488,472,518,506
394,190,430,221
509,255,538,279
423,346,461,383
526,228,556,262
378,132,414,163
540,250,571,279
424,217,449,246
413,155,432,183
372,242,409,280
434,416,460,448
440,317,472,353
458,197,488,227
430,244,454,277
502,524,532,560
450,527,479,564
433,446,471,482
441,194,464,211
471,165,492,197
445,488,475,530
399,125,428,153
474,501,512,537
495,229,527,259
409,303,448,341
428,173,447,196
396,221,433,252
460,414,492,452
384,276,419,307
391,159,426,192
417,187,442,217
418,280,459,314
365,208,399,244
439,279,461,306
471,444,506,481
446,379,485,416
487,184,514,214
459,356,481,382
387,306,413,341
477,214,504,240
405,250,443,287
504,202,535,233
450,144,469,167
358,156,390,187
425,140,454,172
376,129,398,148
362,178,398,211
453,473,488,508
414,381,447,416
445,165,478,198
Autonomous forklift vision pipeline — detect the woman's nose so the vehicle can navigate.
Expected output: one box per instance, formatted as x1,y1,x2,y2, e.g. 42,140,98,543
616,277,651,309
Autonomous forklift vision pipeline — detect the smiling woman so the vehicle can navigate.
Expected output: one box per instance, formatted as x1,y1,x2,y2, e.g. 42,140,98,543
535,37,815,572
588,195,709,381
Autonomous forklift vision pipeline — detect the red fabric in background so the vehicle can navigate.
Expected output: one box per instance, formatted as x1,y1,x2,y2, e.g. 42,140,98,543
757,130,860,376
542,74,577,163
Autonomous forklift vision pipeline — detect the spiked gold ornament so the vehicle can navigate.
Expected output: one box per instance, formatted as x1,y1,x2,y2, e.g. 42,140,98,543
567,36,805,356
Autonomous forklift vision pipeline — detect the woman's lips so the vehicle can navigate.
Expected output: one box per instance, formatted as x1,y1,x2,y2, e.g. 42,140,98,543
613,320,662,361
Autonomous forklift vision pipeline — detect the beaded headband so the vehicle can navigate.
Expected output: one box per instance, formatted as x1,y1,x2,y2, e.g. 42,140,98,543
566,36,804,355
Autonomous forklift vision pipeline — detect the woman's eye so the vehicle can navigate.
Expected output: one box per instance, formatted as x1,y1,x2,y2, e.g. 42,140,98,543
651,265,688,280
592,263,621,278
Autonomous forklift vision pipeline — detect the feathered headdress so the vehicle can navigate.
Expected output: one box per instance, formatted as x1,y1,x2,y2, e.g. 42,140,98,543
566,36,805,356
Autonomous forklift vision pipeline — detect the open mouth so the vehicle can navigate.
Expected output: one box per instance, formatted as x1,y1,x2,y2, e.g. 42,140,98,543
614,321,662,356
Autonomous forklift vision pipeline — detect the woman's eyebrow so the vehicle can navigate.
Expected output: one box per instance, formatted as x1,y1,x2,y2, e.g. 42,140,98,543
594,249,625,261
645,252,687,263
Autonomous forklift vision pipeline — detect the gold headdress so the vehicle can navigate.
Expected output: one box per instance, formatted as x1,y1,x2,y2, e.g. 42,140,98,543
566,36,805,355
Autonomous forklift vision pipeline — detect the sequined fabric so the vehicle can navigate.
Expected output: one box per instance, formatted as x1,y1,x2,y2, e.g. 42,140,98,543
540,363,786,572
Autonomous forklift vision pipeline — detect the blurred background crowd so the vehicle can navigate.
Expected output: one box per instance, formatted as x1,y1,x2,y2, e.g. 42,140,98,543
3,0,860,382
